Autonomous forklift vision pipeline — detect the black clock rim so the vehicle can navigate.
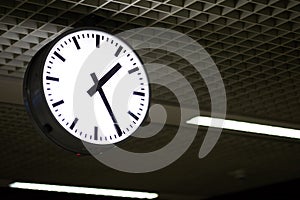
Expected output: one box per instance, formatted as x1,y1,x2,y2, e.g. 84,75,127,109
23,41,96,155
23,27,152,154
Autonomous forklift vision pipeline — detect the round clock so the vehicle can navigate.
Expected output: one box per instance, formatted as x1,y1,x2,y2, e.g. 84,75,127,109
23,27,150,154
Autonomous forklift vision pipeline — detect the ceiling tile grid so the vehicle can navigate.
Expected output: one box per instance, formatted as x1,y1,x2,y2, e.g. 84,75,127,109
0,0,299,123
0,1,300,198
0,102,299,198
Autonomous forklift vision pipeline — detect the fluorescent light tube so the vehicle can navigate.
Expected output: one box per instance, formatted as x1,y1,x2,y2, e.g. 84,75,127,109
187,116,300,139
9,182,158,199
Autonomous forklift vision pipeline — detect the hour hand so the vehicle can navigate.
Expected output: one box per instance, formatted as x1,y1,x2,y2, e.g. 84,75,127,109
87,63,122,97
87,73,98,96
97,63,122,89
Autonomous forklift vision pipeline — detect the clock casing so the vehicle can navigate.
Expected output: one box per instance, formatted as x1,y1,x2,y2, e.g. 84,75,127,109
23,27,150,154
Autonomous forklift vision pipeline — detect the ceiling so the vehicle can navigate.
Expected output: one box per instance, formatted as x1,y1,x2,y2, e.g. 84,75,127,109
0,0,300,199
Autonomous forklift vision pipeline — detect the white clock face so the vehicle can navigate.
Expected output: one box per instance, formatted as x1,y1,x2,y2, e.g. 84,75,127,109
42,29,150,145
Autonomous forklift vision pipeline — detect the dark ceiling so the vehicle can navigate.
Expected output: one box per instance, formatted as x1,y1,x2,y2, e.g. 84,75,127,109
0,0,300,199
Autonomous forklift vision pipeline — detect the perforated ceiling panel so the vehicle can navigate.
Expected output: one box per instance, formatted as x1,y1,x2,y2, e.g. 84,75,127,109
1,0,300,124
0,0,300,199
0,102,300,199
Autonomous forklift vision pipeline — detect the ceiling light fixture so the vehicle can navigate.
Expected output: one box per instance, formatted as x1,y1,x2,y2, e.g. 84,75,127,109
186,116,300,139
9,182,158,199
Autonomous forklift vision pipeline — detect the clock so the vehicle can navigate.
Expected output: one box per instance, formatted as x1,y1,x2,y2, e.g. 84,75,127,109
23,27,150,154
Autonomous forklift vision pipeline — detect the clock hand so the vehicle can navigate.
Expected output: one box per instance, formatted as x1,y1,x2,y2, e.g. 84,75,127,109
87,63,122,96
87,63,123,136
87,73,98,96
97,63,122,89
97,87,122,137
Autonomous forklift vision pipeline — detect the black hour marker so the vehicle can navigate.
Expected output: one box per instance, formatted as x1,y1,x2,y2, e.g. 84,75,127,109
70,118,78,130
52,100,64,107
54,51,65,62
72,36,80,49
115,46,123,57
94,126,98,140
128,111,139,121
46,76,59,82
128,67,139,74
96,34,100,48
133,91,145,96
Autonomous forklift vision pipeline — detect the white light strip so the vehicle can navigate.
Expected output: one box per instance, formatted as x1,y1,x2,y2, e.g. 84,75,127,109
9,182,158,199
187,116,300,139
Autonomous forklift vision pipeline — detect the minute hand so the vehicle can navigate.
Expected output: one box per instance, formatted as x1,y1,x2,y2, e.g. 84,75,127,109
97,87,122,137
97,63,122,89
